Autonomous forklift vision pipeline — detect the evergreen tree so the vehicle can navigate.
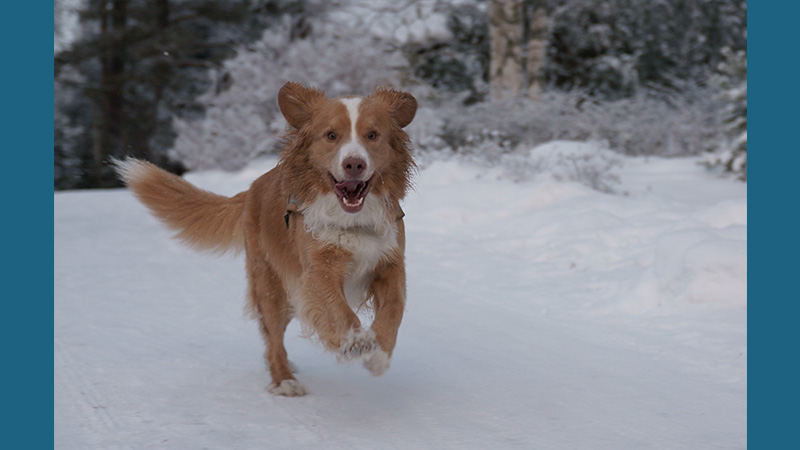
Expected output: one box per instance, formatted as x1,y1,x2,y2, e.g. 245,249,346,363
546,0,747,99
705,46,747,180
54,0,281,189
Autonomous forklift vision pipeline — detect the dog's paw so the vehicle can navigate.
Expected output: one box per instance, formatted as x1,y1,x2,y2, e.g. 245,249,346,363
362,348,390,376
267,379,307,397
337,328,377,362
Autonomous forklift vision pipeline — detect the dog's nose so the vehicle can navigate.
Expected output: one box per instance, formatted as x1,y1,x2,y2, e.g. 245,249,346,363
342,156,367,179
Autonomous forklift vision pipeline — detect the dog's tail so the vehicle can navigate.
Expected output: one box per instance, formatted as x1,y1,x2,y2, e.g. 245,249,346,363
113,158,246,254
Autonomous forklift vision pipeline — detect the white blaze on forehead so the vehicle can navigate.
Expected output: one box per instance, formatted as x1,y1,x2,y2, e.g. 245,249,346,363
340,97,362,138
334,97,372,179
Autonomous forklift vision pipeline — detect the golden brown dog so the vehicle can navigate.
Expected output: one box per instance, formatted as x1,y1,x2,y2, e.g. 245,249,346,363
115,82,417,396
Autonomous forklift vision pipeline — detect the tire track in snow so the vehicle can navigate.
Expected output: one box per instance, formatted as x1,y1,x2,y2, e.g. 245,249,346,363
54,337,126,444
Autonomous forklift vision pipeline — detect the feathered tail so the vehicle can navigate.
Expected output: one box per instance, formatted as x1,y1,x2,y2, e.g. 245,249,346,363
113,158,246,254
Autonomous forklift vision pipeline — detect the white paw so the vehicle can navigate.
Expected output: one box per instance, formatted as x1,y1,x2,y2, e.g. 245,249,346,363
337,328,377,362
363,349,390,376
267,379,307,397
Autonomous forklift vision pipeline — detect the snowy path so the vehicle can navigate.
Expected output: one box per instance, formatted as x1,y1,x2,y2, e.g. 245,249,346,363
55,150,746,449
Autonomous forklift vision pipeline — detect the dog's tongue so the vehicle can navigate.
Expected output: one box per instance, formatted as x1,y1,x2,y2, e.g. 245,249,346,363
334,179,368,213
334,180,366,200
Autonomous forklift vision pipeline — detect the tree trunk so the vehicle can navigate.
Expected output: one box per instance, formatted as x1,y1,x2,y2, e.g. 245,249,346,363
144,0,171,166
524,1,548,100
490,0,549,101
93,0,127,186
489,0,524,101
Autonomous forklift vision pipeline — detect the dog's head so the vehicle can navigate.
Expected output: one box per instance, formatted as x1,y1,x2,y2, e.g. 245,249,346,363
278,82,417,214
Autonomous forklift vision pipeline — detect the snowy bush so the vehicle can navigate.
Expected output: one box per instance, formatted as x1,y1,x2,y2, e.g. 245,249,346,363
404,83,725,193
583,86,724,157
423,86,722,156
504,141,622,193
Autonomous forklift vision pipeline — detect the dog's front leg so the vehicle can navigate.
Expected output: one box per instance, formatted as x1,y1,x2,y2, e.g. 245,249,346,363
363,250,406,376
299,245,376,358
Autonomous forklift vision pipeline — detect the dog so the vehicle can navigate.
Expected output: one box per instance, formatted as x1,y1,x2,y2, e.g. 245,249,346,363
114,82,417,396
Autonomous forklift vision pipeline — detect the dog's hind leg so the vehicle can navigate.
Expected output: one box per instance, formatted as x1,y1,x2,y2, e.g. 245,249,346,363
246,257,306,397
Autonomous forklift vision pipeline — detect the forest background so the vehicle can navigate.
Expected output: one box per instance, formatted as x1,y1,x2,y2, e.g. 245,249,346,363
53,0,747,190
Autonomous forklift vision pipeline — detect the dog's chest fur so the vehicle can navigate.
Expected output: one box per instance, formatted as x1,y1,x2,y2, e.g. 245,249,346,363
319,225,397,309
301,193,398,309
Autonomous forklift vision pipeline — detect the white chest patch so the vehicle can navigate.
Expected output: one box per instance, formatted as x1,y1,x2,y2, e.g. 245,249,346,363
334,226,397,309
302,193,399,309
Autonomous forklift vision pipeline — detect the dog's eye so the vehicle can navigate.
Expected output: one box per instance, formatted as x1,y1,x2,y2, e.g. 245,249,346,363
367,132,378,141
327,131,337,141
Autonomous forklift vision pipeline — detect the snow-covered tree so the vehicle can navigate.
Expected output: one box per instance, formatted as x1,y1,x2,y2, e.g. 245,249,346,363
170,2,446,171
547,0,747,99
403,1,489,104
705,46,747,180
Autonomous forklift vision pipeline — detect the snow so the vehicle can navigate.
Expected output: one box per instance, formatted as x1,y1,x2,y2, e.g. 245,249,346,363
55,144,746,449
329,0,454,45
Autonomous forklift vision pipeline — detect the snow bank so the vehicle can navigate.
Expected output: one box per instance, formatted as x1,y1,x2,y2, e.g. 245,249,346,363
620,231,747,313
406,141,746,315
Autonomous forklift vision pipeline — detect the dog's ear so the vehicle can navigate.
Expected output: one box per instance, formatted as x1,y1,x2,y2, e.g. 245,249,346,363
373,88,417,128
278,82,326,129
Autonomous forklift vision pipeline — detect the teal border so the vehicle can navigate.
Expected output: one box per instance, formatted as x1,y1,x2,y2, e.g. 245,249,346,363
3,2,54,449
749,2,795,448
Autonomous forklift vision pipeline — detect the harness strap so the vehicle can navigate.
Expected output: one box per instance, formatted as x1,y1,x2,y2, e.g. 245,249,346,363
284,196,301,229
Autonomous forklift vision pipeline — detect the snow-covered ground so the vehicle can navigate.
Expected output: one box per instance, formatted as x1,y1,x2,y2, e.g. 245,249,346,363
54,143,746,449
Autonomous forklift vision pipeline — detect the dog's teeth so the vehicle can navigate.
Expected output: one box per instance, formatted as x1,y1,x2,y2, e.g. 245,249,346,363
344,197,364,207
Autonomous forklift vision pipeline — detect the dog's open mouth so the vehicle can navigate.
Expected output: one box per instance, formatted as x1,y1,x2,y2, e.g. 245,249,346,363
330,174,373,213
